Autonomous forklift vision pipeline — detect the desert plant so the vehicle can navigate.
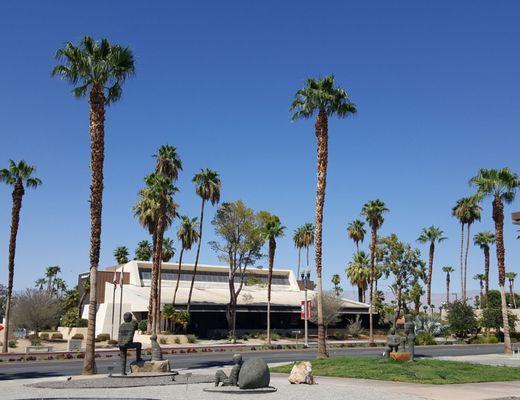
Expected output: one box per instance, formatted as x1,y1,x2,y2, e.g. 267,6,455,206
8,339,18,348
107,339,118,346
414,314,448,337
72,333,84,340
159,337,168,345
173,336,181,344
346,318,365,338
416,332,436,345
96,333,110,342
40,333,50,340
51,332,63,340
138,319,147,334
186,334,197,344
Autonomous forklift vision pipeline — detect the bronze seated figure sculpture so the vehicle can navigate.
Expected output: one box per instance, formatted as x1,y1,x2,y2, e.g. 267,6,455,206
384,327,401,357
403,317,416,360
215,354,242,386
118,312,143,375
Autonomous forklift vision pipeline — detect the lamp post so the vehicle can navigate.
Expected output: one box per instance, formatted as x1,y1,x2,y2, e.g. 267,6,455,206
301,270,311,348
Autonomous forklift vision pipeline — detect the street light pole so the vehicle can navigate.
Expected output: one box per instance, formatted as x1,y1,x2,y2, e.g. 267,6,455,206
301,270,311,348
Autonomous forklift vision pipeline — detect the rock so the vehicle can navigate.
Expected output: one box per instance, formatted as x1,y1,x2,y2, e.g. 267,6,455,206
130,359,170,374
238,358,270,389
389,352,411,362
288,361,314,385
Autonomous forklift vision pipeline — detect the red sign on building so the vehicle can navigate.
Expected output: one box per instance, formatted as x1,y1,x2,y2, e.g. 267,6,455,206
300,300,312,320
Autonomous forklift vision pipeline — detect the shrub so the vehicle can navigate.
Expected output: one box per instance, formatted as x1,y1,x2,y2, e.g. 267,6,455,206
480,306,518,333
40,333,50,340
415,332,436,345
77,319,88,328
107,339,118,346
271,332,280,342
159,337,168,345
96,333,110,342
173,336,181,344
138,319,148,334
447,301,478,338
470,335,499,344
30,337,42,346
71,333,84,340
414,314,449,337
51,333,63,340
346,319,365,338
187,334,197,344
8,340,18,348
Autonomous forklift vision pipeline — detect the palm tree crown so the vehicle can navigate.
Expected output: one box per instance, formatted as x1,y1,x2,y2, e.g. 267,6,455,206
52,36,135,104
470,168,520,203
113,246,129,265
177,216,200,251
417,226,447,245
0,160,42,189
347,219,366,250
290,75,357,120
443,266,455,274
154,145,182,182
346,251,370,289
135,240,152,261
161,238,175,262
361,199,388,230
474,231,495,249
193,168,221,205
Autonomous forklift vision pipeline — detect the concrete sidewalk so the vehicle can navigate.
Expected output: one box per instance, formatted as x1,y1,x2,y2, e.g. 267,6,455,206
435,353,520,367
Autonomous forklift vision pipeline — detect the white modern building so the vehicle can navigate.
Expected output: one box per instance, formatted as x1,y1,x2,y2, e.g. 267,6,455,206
79,260,369,337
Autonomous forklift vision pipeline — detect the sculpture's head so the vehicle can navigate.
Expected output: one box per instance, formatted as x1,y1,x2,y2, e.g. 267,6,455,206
123,312,133,323
233,354,243,365
389,327,396,335
150,334,157,341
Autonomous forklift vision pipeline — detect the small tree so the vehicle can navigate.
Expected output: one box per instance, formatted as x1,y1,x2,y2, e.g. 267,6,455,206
481,306,517,334
446,300,477,338
12,289,62,335
311,291,343,338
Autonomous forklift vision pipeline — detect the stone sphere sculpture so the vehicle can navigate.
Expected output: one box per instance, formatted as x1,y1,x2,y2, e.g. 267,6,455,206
238,358,270,389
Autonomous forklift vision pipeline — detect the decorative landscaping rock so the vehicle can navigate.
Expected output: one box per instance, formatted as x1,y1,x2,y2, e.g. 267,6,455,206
288,361,314,384
130,359,170,373
389,352,411,362
238,358,270,389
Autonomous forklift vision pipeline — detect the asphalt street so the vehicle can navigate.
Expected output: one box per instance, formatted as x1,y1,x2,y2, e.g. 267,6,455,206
0,344,504,381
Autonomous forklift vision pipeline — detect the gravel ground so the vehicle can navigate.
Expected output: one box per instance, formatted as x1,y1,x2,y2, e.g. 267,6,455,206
2,375,425,400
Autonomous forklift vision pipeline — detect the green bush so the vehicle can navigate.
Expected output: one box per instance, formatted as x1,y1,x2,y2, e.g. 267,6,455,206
159,337,168,345
40,333,50,340
186,334,197,344
138,319,148,334
416,332,436,345
51,332,63,340
173,336,181,344
447,301,478,338
77,319,88,327
8,339,18,348
480,306,518,333
30,337,42,346
470,335,499,344
71,333,84,340
107,339,118,346
96,333,110,342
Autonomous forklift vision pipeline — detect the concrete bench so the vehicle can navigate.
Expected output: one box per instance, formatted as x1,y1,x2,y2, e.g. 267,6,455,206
25,346,53,353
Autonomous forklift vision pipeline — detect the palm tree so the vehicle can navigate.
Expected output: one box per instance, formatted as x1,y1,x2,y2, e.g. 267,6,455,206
172,216,199,306
187,169,221,312
347,219,366,252
135,240,152,261
346,251,370,302
506,272,517,309
161,238,175,262
134,176,178,333
473,273,486,309
78,279,90,321
473,231,495,307
417,226,446,306
302,223,315,269
361,199,388,343
113,246,129,265
53,277,67,297
470,167,520,354
258,212,285,344
0,160,42,353
45,265,61,293
293,226,305,277
35,278,47,291
442,266,455,304
451,197,481,301
331,274,343,297
291,76,356,358
52,36,135,374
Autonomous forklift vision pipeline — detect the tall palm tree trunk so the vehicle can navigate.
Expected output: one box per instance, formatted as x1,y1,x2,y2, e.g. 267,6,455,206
357,286,363,303
426,243,434,306
83,84,105,375
492,195,511,354
296,248,301,278
510,280,517,309
172,248,184,306
267,237,275,344
484,246,490,307
187,198,205,312
459,223,465,302
1,183,24,353
479,281,484,309
445,275,449,304
314,109,328,358
368,227,376,343
464,223,472,302
147,231,157,333
152,217,165,335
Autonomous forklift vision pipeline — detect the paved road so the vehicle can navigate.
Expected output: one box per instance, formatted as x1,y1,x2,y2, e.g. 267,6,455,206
0,344,504,381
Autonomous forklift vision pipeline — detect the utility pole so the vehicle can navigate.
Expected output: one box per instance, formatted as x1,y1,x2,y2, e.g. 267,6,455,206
301,270,311,348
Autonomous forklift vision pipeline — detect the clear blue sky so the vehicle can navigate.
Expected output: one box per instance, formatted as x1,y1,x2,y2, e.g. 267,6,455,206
0,1,519,298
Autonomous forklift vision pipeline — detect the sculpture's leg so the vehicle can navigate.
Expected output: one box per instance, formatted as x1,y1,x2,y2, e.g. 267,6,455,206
135,342,142,362
215,370,227,387
384,346,391,357
409,340,415,360
120,348,127,375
